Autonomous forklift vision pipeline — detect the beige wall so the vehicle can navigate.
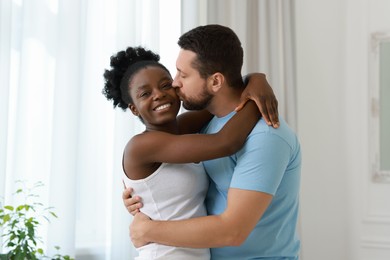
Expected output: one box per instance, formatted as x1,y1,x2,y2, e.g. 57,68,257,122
296,0,390,259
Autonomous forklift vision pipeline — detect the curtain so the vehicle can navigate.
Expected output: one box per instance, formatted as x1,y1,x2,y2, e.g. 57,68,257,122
181,0,297,129
0,0,180,259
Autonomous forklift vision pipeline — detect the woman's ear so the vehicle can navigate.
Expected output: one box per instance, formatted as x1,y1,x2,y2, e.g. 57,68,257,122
208,72,224,93
129,104,139,117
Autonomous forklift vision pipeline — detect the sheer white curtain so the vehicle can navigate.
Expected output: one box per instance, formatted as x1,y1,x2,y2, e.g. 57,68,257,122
182,0,297,128
0,0,180,259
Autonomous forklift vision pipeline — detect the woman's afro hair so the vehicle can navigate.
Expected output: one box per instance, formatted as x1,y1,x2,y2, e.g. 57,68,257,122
102,46,160,110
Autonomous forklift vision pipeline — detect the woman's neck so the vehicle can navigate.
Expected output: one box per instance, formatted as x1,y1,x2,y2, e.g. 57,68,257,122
144,120,180,134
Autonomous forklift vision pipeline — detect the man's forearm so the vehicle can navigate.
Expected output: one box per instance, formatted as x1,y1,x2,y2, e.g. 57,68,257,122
131,188,270,248
142,215,243,248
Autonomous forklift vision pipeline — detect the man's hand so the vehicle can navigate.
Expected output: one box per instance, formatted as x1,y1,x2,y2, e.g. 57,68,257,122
130,212,152,248
236,73,279,128
122,187,143,215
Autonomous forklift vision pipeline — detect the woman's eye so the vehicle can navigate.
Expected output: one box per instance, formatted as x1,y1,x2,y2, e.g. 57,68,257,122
140,92,149,97
162,84,172,89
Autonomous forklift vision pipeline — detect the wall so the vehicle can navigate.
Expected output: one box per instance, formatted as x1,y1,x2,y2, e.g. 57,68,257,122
295,0,349,259
295,0,390,259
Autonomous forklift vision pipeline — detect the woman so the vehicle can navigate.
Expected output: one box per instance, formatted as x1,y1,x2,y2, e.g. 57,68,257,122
102,46,271,259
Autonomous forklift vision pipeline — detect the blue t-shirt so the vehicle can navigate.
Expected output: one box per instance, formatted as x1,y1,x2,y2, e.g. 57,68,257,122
202,113,301,260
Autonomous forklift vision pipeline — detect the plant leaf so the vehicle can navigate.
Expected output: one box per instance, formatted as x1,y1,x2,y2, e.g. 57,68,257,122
4,205,14,211
2,214,10,223
16,205,25,211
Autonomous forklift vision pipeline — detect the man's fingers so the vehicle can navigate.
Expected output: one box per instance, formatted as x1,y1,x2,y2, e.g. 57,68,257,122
124,196,141,206
131,208,141,216
122,186,144,215
127,201,142,211
124,197,143,215
122,187,133,200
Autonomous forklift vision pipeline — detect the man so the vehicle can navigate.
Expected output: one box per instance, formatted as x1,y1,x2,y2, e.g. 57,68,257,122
127,24,301,259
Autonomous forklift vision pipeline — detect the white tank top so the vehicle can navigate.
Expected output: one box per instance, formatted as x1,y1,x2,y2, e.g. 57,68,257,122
123,162,210,260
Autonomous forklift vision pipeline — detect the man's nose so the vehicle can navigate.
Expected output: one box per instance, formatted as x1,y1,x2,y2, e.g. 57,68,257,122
172,74,181,89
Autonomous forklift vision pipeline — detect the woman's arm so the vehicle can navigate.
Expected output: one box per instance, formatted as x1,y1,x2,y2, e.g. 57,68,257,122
176,110,213,134
237,73,280,128
122,102,259,214
128,101,260,165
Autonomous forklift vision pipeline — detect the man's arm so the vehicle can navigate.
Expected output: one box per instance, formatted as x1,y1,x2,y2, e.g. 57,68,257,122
130,188,272,248
130,130,290,248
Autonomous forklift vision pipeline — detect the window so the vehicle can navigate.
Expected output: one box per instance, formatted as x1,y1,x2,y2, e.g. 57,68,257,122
369,32,390,182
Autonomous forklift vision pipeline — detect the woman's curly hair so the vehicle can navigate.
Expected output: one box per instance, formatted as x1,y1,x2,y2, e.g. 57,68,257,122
102,46,164,110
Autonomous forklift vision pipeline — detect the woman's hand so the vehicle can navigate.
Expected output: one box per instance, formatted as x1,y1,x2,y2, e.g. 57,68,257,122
236,73,279,128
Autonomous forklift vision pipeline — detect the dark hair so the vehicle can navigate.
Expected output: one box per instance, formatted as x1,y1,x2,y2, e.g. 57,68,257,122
178,24,244,88
102,46,170,110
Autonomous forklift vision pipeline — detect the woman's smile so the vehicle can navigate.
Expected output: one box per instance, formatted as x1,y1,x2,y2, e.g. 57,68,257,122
154,103,172,111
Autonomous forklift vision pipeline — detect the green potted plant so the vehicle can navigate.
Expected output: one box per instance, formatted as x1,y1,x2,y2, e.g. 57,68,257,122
0,181,74,260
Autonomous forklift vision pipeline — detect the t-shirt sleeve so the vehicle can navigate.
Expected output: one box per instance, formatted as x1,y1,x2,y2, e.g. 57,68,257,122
230,132,291,195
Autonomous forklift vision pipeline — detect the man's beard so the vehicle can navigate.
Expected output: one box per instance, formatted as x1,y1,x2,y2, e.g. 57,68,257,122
181,88,213,111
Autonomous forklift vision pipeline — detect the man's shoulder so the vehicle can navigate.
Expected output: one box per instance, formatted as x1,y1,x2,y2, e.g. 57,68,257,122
251,116,291,133
249,117,300,148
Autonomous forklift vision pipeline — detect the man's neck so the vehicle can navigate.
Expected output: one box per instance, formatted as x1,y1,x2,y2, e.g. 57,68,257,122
207,87,243,117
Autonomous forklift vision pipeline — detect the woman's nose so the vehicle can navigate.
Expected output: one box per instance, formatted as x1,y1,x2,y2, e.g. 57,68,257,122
153,89,166,100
